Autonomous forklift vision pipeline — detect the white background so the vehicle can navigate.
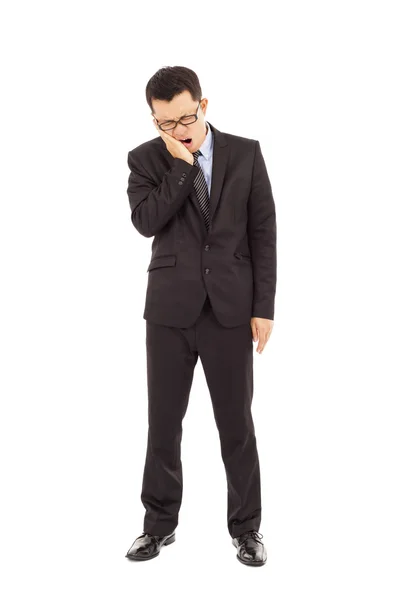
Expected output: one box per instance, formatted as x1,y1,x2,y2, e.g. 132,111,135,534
1,0,399,598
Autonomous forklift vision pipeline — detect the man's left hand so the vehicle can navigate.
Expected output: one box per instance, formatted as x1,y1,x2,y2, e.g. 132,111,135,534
251,317,274,354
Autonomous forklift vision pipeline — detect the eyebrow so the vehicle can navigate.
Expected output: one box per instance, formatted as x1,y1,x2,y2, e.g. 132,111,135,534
160,110,193,122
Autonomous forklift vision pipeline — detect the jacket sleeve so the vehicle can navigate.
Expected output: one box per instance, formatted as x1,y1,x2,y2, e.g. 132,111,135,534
247,140,277,320
126,150,199,238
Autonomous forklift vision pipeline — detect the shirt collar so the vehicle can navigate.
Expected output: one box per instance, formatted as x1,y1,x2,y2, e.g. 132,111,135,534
198,121,213,160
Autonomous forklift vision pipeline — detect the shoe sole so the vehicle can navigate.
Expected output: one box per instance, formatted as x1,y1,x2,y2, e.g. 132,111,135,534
125,533,176,561
232,538,267,567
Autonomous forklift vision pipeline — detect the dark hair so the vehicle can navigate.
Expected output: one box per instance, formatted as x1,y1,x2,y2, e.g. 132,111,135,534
145,66,202,114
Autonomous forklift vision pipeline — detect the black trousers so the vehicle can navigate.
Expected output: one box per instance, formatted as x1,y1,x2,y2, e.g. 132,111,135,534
141,295,262,538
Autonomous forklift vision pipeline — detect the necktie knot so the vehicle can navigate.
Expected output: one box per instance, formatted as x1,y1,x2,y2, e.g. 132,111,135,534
193,149,202,161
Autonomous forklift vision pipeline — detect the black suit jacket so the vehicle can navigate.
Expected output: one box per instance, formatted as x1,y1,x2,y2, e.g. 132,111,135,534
126,121,277,328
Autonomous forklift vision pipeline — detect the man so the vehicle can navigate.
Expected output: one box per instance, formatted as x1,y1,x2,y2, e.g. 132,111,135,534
125,66,277,567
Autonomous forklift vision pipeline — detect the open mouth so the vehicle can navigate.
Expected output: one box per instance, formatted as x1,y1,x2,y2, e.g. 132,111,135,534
179,138,193,148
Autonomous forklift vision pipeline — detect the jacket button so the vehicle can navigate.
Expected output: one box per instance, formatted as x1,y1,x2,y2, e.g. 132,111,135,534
178,181,183,185
204,245,210,251
204,268,210,274
182,173,187,177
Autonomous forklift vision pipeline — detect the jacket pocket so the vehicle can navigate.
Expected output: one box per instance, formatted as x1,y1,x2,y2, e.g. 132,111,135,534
147,254,177,271
234,252,252,261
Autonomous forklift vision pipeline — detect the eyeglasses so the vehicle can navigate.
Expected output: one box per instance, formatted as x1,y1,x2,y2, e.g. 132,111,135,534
154,100,202,131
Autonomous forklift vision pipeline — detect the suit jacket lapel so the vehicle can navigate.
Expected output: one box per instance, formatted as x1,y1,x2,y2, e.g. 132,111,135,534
207,121,228,225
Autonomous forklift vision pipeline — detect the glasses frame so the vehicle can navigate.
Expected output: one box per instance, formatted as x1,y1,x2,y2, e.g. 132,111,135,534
153,100,202,131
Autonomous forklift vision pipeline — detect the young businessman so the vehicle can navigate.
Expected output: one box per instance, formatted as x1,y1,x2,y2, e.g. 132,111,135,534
125,66,277,566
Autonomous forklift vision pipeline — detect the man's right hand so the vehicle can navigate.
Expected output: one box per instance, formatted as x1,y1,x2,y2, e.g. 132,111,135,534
153,119,194,165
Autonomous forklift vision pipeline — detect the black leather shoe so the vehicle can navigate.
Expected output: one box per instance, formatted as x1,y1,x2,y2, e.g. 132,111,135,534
125,531,176,561
232,530,267,566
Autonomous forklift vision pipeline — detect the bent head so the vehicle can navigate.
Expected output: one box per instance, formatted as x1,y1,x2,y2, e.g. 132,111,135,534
146,66,209,153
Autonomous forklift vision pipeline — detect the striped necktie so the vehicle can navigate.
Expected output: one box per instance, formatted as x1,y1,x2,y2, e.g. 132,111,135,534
192,149,210,231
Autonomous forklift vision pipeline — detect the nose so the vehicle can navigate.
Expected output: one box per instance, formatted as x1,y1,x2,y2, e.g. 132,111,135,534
174,126,189,138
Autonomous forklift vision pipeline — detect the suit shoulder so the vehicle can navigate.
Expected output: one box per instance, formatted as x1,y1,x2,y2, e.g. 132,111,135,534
127,136,163,161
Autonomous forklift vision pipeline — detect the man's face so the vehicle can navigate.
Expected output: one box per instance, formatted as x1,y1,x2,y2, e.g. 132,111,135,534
152,90,208,153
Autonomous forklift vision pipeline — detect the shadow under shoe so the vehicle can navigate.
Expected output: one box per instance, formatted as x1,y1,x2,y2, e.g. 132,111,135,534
125,531,176,561
232,530,267,566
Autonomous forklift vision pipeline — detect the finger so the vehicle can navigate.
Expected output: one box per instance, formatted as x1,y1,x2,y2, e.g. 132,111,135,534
257,331,268,353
